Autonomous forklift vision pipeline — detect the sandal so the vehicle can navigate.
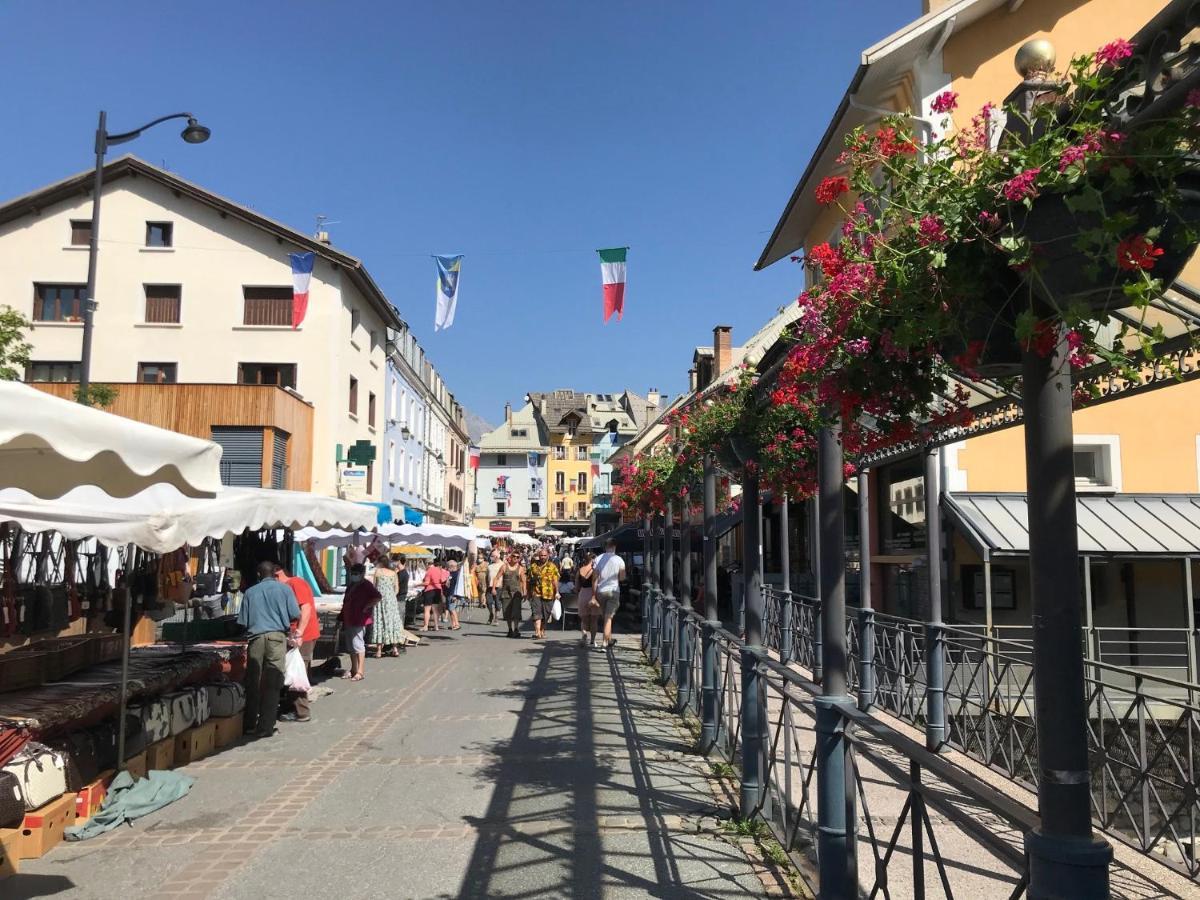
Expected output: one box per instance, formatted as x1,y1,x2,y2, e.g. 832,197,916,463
350,674,364,682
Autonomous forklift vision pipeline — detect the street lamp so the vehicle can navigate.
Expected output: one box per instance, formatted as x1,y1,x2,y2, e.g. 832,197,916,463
79,111,211,402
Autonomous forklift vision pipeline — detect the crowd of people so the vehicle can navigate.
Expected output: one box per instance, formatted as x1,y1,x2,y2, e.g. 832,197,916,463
231,537,629,741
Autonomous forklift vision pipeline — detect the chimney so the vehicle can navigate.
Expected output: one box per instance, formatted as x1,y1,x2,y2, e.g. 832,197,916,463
504,402,512,423
647,388,660,409
316,231,331,245
688,368,697,392
714,325,732,375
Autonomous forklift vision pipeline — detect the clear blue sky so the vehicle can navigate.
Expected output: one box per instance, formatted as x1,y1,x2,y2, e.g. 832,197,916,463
0,0,916,426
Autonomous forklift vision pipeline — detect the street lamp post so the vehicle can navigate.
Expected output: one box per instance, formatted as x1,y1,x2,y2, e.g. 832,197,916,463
79,110,210,402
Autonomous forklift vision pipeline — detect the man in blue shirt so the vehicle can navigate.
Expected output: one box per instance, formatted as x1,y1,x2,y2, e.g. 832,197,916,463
239,560,301,739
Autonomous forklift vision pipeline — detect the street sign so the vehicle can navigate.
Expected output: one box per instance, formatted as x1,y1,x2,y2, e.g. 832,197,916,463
339,466,369,500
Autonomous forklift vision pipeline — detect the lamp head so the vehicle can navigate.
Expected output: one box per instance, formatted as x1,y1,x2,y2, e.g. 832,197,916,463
181,117,211,144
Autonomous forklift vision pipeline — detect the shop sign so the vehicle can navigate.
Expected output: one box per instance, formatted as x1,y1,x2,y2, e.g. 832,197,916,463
517,520,538,530
489,520,513,532
338,466,369,501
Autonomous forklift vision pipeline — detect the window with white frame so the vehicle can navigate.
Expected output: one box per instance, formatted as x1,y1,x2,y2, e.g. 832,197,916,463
1073,436,1121,491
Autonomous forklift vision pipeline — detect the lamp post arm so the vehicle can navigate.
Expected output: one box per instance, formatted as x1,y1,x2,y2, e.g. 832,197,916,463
105,112,197,148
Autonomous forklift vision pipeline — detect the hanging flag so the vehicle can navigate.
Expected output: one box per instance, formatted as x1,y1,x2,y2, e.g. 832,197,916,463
290,251,315,329
598,247,627,323
469,446,480,469
434,254,463,331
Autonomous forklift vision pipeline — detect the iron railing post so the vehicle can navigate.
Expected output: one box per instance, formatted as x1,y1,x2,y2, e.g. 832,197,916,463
858,469,871,609
677,497,693,712
814,419,856,897
740,468,766,818
924,448,946,752
650,515,662,663
813,593,824,684
642,514,652,650
780,493,794,665
701,454,721,752
781,594,794,665
662,501,676,684
858,607,876,712
1021,324,1113,896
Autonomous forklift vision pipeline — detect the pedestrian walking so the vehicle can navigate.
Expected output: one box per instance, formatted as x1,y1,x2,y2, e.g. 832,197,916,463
340,563,380,681
527,548,560,640
486,550,504,625
368,556,406,657
496,550,527,638
393,554,422,646
446,559,466,630
576,551,601,647
592,538,626,651
273,564,318,723
472,553,489,612
239,561,301,738
421,556,450,631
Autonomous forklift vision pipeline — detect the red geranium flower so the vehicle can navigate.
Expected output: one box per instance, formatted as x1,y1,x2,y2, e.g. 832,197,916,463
1115,234,1164,271
930,90,958,115
1096,39,1134,67
815,175,850,205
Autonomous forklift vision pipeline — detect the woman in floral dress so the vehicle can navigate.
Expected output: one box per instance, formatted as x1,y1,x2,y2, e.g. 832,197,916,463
368,556,405,657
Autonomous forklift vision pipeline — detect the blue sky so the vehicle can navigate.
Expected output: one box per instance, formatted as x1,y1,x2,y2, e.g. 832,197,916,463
0,0,916,425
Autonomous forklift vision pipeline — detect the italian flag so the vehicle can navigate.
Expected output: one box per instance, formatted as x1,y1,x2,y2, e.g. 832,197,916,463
598,247,627,323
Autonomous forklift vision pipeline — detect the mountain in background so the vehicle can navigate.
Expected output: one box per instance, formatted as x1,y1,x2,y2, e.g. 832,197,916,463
464,408,495,444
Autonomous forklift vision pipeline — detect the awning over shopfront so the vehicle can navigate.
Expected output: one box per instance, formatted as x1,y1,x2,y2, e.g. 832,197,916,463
359,501,394,525
0,382,223,499
943,493,1200,561
404,507,425,526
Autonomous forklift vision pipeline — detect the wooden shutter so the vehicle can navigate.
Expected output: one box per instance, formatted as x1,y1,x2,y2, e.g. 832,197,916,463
145,286,181,323
243,287,292,326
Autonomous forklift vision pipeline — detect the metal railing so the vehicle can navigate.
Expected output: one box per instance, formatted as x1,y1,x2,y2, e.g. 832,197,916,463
756,585,1200,881
644,586,1039,897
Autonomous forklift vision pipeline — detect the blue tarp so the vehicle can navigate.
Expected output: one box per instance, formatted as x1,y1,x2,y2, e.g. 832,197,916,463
404,507,425,525
65,770,194,841
359,501,393,525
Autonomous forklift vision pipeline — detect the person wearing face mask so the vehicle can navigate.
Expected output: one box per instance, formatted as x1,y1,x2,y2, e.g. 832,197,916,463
340,563,380,681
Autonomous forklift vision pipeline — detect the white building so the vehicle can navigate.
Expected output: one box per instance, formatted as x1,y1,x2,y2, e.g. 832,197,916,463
0,155,409,499
474,402,549,533
384,324,430,522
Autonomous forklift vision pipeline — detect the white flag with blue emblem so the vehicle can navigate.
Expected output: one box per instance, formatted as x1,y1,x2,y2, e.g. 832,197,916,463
434,254,463,331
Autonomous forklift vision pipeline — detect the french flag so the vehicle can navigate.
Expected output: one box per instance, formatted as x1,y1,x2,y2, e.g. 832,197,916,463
290,251,315,329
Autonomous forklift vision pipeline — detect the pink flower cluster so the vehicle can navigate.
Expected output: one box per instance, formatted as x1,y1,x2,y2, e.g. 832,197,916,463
1002,167,1041,201
1096,39,1134,67
918,214,948,245
930,90,958,115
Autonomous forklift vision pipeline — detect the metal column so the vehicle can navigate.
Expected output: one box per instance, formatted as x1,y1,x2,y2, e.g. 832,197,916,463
677,496,694,711
739,469,765,818
780,494,794,665
642,514,652,650
1185,558,1196,688
857,470,871,607
814,420,856,896
924,449,946,752
700,455,720,752
661,500,676,683
1021,332,1112,897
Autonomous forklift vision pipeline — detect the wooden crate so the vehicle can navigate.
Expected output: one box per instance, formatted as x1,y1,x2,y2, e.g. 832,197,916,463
211,715,243,749
19,792,76,859
123,750,147,781
174,720,216,766
0,827,20,879
75,770,114,822
146,736,175,771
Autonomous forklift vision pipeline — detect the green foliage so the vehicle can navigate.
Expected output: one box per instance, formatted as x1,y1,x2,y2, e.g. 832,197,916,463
75,384,119,408
0,306,31,381
710,760,736,779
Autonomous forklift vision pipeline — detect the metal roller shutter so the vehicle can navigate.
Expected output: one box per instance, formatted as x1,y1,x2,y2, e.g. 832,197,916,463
211,427,264,487
272,431,289,489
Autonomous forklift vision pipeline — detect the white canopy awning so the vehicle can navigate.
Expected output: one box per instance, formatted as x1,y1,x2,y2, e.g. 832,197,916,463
0,382,223,499
0,483,377,553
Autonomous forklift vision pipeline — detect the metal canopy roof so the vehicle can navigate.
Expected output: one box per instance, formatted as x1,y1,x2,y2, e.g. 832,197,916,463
943,492,1200,560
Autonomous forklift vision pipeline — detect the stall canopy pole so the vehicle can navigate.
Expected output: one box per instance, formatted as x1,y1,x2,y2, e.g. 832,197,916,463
115,541,135,773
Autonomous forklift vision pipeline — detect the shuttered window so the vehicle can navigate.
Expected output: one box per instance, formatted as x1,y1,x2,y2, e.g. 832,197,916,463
33,284,86,321
211,427,263,487
144,285,181,323
243,287,292,326
70,220,92,246
238,363,296,389
271,430,289,489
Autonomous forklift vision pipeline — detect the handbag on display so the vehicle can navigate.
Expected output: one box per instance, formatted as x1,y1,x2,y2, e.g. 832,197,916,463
45,732,99,792
206,682,246,718
165,690,198,735
48,584,70,631
130,697,171,744
123,713,147,759
192,685,211,725
0,769,24,828
88,721,118,771
2,743,67,810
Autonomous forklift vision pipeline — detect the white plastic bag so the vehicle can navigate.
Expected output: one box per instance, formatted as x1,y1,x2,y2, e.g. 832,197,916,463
283,648,310,693
550,598,563,622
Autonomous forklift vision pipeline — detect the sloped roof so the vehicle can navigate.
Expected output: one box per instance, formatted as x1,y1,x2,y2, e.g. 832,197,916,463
478,403,547,451
0,155,402,328
944,492,1200,560
529,390,590,430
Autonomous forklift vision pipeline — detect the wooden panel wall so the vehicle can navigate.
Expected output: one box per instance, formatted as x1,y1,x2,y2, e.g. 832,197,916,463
33,383,314,491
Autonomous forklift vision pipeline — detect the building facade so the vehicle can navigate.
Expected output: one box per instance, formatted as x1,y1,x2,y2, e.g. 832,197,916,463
0,156,409,500
473,402,548,533
444,396,469,524
383,324,430,523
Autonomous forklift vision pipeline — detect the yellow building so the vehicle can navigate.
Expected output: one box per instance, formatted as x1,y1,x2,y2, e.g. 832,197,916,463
756,0,1200,679
530,390,594,535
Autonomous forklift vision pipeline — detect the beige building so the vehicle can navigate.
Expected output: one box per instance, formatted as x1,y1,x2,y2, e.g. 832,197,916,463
0,155,404,499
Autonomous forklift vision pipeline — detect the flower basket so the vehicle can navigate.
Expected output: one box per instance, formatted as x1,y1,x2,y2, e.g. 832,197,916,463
1018,170,1200,313
939,277,1026,378
726,432,754,467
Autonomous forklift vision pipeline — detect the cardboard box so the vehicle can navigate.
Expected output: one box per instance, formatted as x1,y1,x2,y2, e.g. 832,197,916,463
174,720,216,766
75,770,114,822
212,715,243,749
19,792,76,859
123,750,148,781
146,736,175,771
0,828,20,879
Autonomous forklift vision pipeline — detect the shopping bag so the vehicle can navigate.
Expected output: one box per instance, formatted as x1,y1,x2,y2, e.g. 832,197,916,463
283,648,310,693
550,598,563,622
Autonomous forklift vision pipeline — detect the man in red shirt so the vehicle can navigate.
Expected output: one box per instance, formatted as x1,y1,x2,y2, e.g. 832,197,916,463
274,564,319,722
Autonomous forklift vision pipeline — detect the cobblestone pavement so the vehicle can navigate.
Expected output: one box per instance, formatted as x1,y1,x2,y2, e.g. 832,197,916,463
10,610,772,899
